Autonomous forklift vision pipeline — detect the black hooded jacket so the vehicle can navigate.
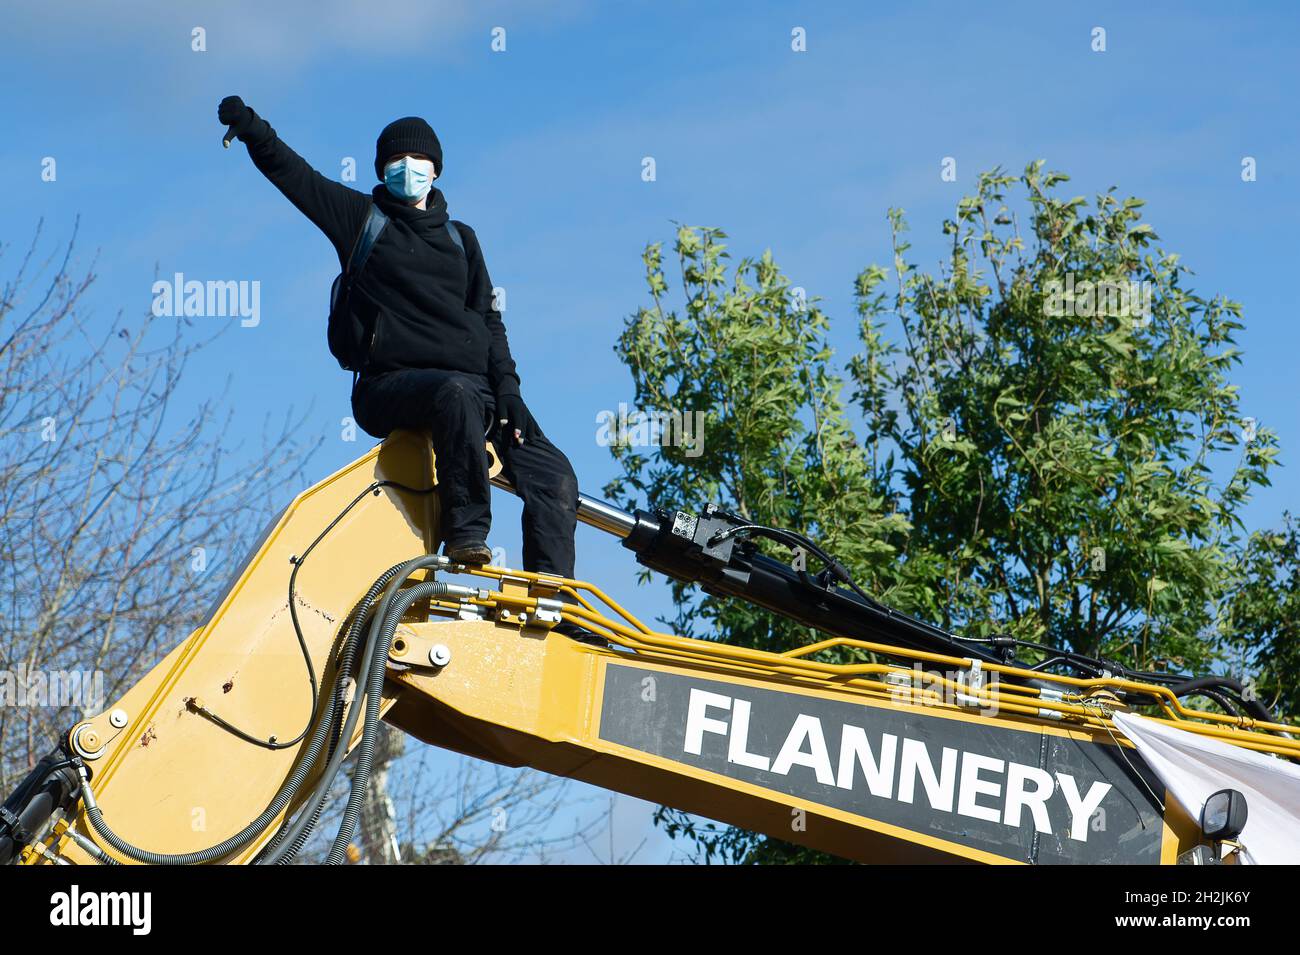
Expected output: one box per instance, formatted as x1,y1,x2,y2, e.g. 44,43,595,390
237,110,520,396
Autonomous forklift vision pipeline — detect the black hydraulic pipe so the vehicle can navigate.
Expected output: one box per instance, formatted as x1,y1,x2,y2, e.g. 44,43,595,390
0,758,78,865
618,505,1010,666
1167,676,1273,723
534,490,1273,719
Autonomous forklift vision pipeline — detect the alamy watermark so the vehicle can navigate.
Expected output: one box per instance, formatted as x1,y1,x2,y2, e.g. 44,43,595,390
151,273,260,327
595,403,707,458
1044,274,1153,321
1,667,105,710
886,661,1001,717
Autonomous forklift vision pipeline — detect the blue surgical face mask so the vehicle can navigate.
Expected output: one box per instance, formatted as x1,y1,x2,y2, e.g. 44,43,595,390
383,157,435,202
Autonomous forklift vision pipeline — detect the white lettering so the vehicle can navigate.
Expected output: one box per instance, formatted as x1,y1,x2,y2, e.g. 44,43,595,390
683,688,730,755
727,698,771,770
771,714,835,784
897,738,957,812
957,753,1004,822
836,726,896,797
50,885,151,936
1056,772,1112,841
1003,763,1055,833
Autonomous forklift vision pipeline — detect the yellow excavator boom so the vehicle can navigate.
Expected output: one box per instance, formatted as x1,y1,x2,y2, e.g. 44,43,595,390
5,431,1296,866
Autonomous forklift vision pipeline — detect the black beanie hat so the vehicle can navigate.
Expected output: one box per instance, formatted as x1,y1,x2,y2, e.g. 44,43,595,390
375,117,443,180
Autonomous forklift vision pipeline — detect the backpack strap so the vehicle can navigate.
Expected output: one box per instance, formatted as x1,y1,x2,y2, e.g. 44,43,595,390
444,220,465,256
342,204,389,388
348,204,389,279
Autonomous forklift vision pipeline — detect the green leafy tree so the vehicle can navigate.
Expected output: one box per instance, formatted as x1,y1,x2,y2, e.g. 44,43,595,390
606,164,1295,864
1221,513,1300,718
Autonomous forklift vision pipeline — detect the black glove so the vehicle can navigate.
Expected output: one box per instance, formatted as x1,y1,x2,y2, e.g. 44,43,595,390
218,95,255,140
496,393,535,446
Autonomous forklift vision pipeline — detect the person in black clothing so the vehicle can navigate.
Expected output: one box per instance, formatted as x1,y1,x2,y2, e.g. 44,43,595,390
217,97,578,575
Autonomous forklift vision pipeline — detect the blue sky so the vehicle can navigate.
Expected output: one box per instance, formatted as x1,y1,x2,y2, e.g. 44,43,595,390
4,1,1298,862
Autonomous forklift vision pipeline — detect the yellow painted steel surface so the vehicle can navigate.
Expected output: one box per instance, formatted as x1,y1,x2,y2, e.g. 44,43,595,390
41,431,438,864
27,430,1299,865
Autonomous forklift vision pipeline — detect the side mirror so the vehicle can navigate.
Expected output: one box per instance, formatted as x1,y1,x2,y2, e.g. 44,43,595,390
1201,789,1248,841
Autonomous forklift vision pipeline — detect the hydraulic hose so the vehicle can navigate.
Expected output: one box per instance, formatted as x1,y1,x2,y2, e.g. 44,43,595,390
81,679,337,864
80,556,440,865
255,584,384,862
61,823,121,865
1166,675,1274,723
257,561,420,864
194,479,436,751
256,555,450,864
258,559,446,864
325,578,452,864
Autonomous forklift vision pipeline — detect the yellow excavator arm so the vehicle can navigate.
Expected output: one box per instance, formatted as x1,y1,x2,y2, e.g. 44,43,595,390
4,431,1297,866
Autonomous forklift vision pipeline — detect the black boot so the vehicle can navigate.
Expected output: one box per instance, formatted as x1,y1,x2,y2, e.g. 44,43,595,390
447,539,492,565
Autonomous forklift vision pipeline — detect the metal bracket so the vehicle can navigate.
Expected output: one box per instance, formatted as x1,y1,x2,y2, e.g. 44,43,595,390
533,597,564,629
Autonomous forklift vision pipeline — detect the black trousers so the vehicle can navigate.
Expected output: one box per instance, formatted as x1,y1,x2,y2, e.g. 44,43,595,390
352,368,578,577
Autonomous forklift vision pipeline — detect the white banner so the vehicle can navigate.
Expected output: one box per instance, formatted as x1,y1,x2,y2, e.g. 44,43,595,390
1112,712,1300,864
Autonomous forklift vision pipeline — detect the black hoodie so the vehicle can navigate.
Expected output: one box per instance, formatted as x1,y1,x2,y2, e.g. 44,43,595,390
238,110,520,395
